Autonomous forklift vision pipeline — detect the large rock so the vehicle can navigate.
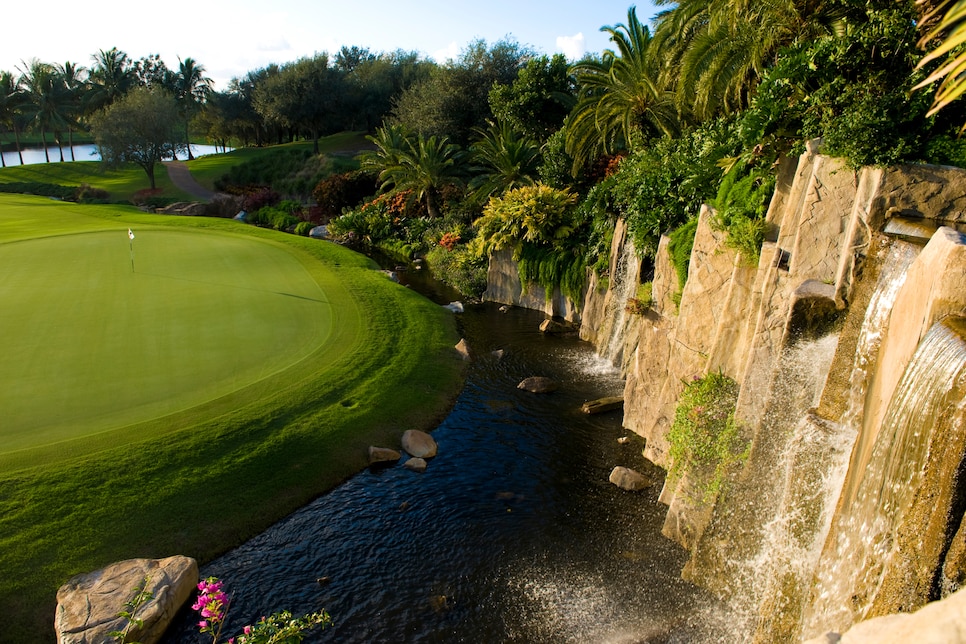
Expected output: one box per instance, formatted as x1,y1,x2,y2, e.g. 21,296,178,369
368,446,401,465
517,376,558,393
454,338,471,361
608,466,651,491
403,457,428,473
401,429,437,458
55,556,198,644
803,585,966,643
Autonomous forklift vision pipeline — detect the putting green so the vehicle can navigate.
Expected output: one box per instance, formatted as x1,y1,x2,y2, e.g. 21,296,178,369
0,228,330,453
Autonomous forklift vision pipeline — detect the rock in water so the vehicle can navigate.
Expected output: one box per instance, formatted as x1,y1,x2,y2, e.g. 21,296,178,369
55,556,198,644
517,376,558,393
404,457,428,472
368,446,401,465
609,466,651,491
402,429,438,458
455,338,471,360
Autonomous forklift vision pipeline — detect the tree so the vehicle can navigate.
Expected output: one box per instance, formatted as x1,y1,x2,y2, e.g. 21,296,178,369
171,57,213,159
55,61,86,161
89,87,185,188
565,8,679,174
253,55,341,153
0,70,27,166
488,54,576,142
17,59,70,162
391,38,534,143
87,47,137,112
362,125,464,217
916,0,966,125
468,120,540,203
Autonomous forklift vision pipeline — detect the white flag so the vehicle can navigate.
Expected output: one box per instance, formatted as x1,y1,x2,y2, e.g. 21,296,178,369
128,228,135,240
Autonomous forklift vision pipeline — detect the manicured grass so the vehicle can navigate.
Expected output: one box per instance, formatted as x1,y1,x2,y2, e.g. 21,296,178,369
0,195,464,641
0,161,193,203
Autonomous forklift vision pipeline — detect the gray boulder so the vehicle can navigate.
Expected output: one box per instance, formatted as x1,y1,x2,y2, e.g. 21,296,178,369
55,556,198,644
401,429,437,459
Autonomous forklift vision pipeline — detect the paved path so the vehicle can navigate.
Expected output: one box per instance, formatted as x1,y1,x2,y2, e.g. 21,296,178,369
163,161,219,201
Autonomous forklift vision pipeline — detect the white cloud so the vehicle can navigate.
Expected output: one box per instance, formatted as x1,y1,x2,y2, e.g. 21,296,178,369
432,41,460,64
556,33,585,60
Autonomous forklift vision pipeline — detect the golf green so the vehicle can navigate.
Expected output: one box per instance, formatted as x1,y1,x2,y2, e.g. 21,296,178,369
0,228,330,454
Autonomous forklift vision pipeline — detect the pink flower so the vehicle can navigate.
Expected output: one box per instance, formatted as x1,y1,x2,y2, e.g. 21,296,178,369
244,625,253,635
198,620,208,629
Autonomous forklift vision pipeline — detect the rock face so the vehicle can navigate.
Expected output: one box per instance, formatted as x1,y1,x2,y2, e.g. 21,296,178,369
609,466,651,491
483,248,580,322
368,446,401,465
55,556,198,644
802,586,966,644
517,376,558,393
401,429,437,458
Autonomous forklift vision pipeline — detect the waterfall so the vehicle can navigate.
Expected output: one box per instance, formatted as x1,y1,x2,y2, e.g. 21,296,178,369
804,316,966,635
600,237,638,367
747,240,919,641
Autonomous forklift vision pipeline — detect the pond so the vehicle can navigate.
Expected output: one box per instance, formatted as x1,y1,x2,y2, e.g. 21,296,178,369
163,264,731,643
0,143,228,167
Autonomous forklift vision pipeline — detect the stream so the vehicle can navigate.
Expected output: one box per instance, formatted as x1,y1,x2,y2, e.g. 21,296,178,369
164,263,728,643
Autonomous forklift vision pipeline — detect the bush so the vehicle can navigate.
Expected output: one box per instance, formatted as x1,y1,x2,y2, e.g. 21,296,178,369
668,218,699,292
242,187,281,213
294,221,315,236
425,244,489,298
668,372,748,500
312,170,379,220
711,161,774,264
0,181,79,200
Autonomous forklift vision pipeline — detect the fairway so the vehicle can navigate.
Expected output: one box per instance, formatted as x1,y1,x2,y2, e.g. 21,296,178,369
0,229,330,453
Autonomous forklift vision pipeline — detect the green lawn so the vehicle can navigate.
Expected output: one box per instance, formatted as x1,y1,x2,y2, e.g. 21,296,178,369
0,194,464,641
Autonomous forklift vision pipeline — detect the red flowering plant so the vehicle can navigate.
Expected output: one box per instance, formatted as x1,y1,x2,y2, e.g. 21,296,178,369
192,576,330,644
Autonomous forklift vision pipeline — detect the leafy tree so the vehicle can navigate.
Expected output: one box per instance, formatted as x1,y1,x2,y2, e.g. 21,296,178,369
254,55,342,153
915,0,966,126
565,8,680,174
133,54,172,90
488,54,576,142
89,87,186,188
391,38,533,143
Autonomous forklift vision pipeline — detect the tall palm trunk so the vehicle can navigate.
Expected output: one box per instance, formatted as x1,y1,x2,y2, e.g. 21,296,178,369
41,128,49,163
14,127,23,165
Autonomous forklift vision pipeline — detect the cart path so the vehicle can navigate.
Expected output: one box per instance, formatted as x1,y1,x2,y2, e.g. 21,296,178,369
164,160,219,201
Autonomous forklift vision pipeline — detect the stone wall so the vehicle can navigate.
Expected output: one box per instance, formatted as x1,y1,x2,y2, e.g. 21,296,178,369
482,247,580,322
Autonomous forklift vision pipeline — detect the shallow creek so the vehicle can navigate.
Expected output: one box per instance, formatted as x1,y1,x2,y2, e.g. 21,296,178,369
164,265,728,643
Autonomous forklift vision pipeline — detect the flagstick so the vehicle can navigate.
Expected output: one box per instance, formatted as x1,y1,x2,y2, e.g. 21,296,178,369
130,239,134,272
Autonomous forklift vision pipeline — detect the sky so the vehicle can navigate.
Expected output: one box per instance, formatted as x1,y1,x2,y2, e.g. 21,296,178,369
4,1,659,91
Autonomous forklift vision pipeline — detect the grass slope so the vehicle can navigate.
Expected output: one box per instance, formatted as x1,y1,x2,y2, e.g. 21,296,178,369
0,194,464,641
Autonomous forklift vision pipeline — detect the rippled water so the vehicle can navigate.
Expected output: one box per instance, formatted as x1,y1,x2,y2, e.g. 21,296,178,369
164,266,727,643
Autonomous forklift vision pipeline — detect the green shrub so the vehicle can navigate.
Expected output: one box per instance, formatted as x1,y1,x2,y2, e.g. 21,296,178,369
294,221,315,236
470,184,578,258
516,244,586,303
710,161,774,264
667,372,748,500
0,181,78,200
668,218,698,293
425,244,489,298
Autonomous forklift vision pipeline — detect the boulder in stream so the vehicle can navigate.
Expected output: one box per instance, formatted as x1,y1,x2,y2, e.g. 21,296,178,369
402,429,437,458
368,446,401,465
609,466,651,492
517,376,558,393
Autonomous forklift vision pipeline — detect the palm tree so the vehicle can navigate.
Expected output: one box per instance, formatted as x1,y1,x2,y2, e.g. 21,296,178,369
363,125,464,217
56,61,86,161
564,7,679,174
652,0,842,120
87,47,136,113
171,57,213,160
469,120,540,203
17,59,70,163
0,70,27,166
915,0,966,124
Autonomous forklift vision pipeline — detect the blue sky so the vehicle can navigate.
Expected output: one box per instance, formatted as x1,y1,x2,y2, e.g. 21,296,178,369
3,1,659,91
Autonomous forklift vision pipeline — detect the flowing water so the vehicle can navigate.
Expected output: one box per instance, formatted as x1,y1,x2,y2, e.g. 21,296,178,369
601,238,638,367
164,266,729,643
